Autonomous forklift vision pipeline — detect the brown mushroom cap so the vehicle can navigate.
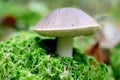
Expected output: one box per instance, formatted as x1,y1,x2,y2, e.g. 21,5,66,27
33,7,101,37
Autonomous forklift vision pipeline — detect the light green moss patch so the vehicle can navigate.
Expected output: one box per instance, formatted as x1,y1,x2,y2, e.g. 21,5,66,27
0,31,114,80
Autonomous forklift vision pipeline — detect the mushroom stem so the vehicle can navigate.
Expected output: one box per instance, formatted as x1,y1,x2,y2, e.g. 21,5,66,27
57,37,73,57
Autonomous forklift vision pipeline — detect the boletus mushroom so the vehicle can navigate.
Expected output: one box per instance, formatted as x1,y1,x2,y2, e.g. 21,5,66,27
32,7,101,57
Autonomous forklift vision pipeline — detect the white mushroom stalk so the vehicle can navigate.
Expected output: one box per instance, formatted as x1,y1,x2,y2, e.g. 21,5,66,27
57,37,73,57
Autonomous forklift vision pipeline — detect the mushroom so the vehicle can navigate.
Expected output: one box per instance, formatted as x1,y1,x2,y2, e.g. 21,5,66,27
32,7,101,57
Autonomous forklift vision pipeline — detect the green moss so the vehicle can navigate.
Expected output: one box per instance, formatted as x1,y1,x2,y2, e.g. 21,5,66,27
110,44,120,80
0,31,114,80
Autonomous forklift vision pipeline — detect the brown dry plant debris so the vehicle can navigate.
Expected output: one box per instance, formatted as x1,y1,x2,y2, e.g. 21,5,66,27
85,41,110,65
